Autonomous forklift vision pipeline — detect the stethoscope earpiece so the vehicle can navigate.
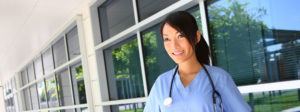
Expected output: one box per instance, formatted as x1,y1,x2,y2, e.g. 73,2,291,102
163,97,173,107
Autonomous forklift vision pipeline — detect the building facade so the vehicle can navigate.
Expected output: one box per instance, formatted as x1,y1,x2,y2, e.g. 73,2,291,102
2,0,300,112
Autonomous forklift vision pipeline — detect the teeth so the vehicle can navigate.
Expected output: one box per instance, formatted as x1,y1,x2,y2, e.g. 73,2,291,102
173,51,183,55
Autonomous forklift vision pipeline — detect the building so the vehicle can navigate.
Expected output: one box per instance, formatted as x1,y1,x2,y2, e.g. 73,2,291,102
1,0,300,112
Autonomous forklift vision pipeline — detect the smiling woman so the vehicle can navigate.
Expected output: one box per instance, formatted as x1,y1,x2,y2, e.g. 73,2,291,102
144,11,251,112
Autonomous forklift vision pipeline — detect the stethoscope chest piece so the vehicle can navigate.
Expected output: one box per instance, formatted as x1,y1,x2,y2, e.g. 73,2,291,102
163,97,173,107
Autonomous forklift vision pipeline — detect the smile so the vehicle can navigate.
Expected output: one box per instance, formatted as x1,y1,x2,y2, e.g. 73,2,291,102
172,51,184,56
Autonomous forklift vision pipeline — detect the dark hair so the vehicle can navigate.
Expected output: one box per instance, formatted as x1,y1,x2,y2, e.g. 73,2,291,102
160,11,210,65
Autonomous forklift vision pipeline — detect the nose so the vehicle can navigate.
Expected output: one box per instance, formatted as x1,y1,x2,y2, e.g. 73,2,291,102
170,39,179,50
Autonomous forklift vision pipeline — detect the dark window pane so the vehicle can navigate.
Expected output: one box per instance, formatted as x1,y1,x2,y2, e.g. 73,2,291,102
71,63,86,104
56,69,74,106
243,89,300,111
141,7,201,91
27,63,35,82
207,0,300,85
53,38,67,68
97,0,135,42
76,107,88,112
30,85,39,109
104,36,144,100
137,0,178,21
21,70,28,86
34,56,44,79
66,26,81,60
141,25,175,92
46,76,59,107
42,48,54,75
23,88,32,110
37,81,48,108
110,102,145,112
61,109,76,112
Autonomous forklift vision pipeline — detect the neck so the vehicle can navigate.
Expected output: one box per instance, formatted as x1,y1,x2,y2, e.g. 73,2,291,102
178,57,202,76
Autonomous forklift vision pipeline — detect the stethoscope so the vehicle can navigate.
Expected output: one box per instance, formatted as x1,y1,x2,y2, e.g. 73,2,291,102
163,64,224,112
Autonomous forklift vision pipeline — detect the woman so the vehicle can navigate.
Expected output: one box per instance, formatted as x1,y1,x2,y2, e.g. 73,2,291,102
144,11,251,112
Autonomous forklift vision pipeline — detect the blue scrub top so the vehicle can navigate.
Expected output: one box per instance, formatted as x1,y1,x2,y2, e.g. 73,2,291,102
144,65,251,112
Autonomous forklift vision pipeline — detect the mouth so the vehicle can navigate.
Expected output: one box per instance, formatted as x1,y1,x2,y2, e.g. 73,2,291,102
172,50,184,56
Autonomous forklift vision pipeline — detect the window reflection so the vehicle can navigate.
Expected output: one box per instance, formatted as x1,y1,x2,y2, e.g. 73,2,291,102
97,0,135,42
207,0,300,85
37,81,48,108
110,102,145,112
30,84,39,109
243,89,300,111
34,56,44,79
104,36,144,100
56,69,74,106
66,26,80,60
46,76,59,107
141,25,175,92
71,63,87,104
137,0,178,21
27,63,35,82
23,88,32,110
53,37,67,68
20,70,28,86
43,48,55,75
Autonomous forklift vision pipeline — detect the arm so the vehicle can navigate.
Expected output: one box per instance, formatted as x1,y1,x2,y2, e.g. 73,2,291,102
217,68,252,112
144,79,161,112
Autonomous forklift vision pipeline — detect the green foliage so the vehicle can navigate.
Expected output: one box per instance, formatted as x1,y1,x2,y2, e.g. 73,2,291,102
208,0,268,85
75,65,83,80
246,90,300,112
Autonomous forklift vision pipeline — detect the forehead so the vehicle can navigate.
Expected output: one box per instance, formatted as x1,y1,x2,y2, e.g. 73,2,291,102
162,23,179,34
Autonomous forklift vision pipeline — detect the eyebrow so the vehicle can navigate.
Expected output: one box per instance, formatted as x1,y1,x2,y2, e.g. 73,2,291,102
162,31,180,37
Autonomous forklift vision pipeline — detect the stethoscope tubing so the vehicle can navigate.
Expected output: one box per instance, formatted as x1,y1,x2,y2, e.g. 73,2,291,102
165,64,223,112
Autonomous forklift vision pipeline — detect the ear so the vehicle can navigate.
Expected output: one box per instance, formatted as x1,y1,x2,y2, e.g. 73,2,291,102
196,31,201,43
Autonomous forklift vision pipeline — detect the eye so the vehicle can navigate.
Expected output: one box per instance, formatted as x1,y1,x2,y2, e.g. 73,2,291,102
163,37,170,42
178,32,185,38
178,34,184,38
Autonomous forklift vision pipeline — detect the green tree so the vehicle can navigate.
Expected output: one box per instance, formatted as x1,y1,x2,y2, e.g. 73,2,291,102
208,0,267,85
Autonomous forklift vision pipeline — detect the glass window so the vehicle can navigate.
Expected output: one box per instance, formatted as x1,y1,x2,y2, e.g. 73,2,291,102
27,63,35,82
76,107,88,112
104,36,144,100
56,68,74,106
21,70,28,86
243,89,300,111
110,102,145,112
70,63,87,104
42,48,54,75
141,25,175,92
61,109,76,112
53,37,67,68
141,6,201,91
206,0,300,85
97,0,135,42
66,26,81,60
30,84,39,109
34,56,44,79
37,81,48,108
46,76,59,107
23,88,32,110
137,0,178,21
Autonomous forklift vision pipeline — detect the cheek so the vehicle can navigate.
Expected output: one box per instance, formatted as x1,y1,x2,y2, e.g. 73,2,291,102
164,43,172,54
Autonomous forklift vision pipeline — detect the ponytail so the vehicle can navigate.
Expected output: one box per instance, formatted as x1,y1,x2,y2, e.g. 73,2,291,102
195,35,210,65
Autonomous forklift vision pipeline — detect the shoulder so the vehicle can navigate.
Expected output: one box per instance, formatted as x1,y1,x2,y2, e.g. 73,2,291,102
150,67,176,91
204,65,230,77
147,67,176,101
203,65,233,84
